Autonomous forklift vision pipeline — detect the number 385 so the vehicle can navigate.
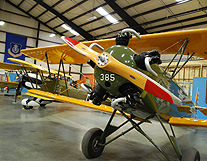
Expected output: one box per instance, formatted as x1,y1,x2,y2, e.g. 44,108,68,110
100,74,115,81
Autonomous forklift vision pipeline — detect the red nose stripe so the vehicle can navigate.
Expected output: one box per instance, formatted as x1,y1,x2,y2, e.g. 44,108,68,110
64,37,79,47
145,79,173,104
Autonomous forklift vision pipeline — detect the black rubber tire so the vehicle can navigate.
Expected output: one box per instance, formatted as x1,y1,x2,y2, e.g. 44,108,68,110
23,105,33,110
181,148,200,161
82,128,105,159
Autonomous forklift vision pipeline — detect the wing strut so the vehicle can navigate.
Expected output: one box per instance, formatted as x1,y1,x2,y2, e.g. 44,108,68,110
162,38,196,79
54,59,69,96
171,39,189,78
171,52,195,79
45,52,51,80
163,38,188,75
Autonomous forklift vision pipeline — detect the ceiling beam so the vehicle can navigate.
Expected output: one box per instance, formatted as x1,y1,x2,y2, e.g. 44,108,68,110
27,3,38,13
89,6,207,36
104,0,148,34
45,0,87,24
37,0,63,18
53,3,108,30
5,0,63,36
146,14,207,31
72,0,149,27
33,0,95,40
54,0,149,31
140,6,207,26
80,0,196,35
18,0,25,7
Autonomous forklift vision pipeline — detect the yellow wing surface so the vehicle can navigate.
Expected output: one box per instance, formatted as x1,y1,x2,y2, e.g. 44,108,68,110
21,28,207,64
27,89,151,123
169,117,207,127
26,92,54,101
7,58,71,78
28,89,123,114
0,61,36,71
0,81,19,88
166,105,207,127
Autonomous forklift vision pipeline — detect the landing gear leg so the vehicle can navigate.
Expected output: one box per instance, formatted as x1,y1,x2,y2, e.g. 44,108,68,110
81,108,200,160
81,109,155,159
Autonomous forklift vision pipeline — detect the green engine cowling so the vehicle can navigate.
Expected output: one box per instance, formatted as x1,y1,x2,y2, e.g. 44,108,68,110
94,45,139,97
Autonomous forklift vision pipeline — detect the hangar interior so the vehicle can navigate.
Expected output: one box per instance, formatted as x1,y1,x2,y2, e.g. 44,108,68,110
0,0,207,161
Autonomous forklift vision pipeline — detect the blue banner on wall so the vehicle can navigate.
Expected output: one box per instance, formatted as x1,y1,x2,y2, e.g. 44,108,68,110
4,33,27,64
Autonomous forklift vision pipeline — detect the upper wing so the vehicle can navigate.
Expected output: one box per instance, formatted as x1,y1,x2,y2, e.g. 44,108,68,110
128,28,207,59
0,61,35,71
21,28,207,64
8,58,71,78
21,44,90,64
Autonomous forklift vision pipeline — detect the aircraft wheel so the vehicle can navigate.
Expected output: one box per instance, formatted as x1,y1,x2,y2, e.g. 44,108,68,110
181,148,200,161
82,128,105,159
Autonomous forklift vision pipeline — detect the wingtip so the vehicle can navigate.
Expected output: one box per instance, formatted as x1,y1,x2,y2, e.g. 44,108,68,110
62,36,79,47
61,36,65,40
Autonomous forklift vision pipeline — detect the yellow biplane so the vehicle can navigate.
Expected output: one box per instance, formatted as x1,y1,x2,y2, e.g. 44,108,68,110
0,59,87,109
19,28,207,161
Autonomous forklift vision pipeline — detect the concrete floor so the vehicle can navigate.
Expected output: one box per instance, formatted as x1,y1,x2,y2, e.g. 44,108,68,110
0,94,206,161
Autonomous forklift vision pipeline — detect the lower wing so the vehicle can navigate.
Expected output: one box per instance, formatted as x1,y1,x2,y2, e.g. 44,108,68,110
27,89,151,123
0,81,19,88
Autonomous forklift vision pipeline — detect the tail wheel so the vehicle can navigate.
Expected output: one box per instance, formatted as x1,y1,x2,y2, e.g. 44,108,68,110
181,148,200,161
82,128,105,159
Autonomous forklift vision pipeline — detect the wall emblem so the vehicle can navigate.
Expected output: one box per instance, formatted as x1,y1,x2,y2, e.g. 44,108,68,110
8,42,22,58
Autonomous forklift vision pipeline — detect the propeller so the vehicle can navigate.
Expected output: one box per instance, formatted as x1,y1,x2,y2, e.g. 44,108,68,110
61,36,181,106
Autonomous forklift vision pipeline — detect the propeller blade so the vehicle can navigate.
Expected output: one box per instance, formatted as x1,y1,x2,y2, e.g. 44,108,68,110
62,37,181,105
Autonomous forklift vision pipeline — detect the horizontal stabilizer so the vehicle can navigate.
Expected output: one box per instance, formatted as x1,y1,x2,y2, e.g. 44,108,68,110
177,105,195,113
192,106,207,116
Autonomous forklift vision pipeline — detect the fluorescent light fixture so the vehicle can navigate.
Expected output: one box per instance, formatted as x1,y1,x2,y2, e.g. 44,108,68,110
106,15,119,24
62,24,71,30
86,16,97,21
61,24,80,36
0,21,5,26
70,29,80,36
96,7,108,16
49,33,56,37
96,7,119,24
176,0,190,4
